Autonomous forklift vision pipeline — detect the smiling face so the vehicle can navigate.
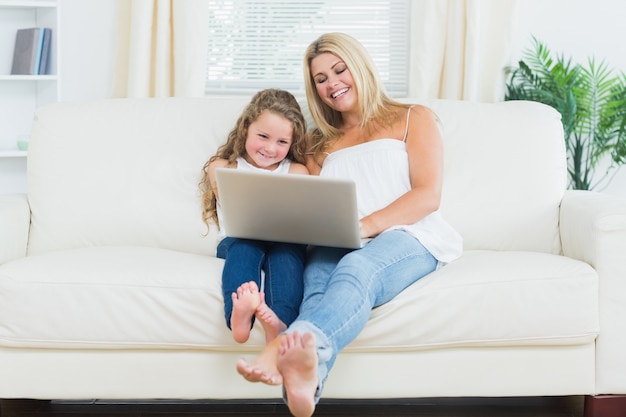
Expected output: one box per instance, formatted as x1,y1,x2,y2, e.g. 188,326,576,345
310,52,357,114
243,109,294,170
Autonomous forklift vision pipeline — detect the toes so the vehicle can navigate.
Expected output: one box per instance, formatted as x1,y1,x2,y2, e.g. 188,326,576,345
302,332,315,347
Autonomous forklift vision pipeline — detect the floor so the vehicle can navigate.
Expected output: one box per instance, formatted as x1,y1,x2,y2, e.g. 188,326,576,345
0,396,585,417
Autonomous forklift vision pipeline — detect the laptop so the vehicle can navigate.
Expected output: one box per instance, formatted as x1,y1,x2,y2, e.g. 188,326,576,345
214,168,370,249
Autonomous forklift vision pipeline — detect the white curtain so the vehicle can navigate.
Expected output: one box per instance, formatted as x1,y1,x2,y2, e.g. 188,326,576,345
112,0,208,98
409,0,518,102
113,0,517,101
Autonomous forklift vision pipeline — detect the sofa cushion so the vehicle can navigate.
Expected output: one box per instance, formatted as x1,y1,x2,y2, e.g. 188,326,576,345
427,100,567,254
0,246,240,349
26,98,567,258
355,250,599,350
0,247,598,351
26,97,251,257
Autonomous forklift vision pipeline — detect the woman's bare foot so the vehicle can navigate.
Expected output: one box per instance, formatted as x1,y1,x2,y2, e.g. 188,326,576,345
236,335,284,385
256,295,287,344
277,331,318,417
231,281,262,343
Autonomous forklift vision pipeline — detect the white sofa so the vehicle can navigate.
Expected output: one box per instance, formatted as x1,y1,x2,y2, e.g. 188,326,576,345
1,97,625,415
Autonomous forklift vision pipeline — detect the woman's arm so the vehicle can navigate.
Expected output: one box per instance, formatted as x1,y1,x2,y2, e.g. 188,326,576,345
359,106,443,238
304,131,324,175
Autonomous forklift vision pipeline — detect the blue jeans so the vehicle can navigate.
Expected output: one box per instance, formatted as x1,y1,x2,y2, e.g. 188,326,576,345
285,230,437,403
216,237,306,330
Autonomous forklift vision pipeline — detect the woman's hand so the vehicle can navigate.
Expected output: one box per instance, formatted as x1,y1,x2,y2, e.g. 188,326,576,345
358,106,444,237
359,217,379,239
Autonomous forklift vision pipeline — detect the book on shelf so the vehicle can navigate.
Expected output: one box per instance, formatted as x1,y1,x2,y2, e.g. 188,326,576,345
38,28,52,75
10,27,53,75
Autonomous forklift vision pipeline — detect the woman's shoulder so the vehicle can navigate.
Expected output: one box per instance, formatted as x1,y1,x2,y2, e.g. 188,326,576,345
400,103,440,123
388,103,441,135
389,102,433,116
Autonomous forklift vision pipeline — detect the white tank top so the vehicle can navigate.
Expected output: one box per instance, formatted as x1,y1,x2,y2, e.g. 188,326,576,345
235,156,292,174
319,112,462,263
216,157,292,239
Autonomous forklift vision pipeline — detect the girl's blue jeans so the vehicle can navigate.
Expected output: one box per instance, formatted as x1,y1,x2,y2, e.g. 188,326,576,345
216,237,306,330
285,229,437,403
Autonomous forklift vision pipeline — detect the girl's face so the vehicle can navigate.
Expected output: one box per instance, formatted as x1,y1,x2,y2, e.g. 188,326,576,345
310,52,357,113
244,109,294,170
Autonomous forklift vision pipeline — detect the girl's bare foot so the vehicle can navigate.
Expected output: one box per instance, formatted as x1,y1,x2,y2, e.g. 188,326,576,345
231,281,262,343
256,294,287,344
277,331,318,417
236,335,284,385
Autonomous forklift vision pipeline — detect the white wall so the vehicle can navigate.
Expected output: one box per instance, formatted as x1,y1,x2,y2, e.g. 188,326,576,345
59,0,117,102
58,0,626,197
510,0,626,197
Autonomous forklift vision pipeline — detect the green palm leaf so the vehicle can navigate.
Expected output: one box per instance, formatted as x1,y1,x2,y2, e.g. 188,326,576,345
505,37,626,190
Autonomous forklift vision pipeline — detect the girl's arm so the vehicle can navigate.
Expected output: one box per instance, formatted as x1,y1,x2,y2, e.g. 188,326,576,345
206,158,230,200
288,162,310,175
359,105,443,238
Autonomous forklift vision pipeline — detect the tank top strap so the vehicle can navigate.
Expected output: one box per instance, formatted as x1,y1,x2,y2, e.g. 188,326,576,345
402,105,416,143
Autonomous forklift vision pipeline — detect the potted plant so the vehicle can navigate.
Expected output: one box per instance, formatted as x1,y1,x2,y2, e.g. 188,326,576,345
505,37,626,190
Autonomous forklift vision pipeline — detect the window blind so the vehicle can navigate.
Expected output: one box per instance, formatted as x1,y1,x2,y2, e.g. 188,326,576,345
205,0,411,96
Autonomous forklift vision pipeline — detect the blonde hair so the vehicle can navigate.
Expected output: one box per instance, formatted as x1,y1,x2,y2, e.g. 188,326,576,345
303,32,408,154
199,89,307,230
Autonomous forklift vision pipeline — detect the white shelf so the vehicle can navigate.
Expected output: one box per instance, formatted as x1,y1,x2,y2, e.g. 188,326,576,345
0,1,56,8
0,75,57,81
0,150,27,158
0,0,57,194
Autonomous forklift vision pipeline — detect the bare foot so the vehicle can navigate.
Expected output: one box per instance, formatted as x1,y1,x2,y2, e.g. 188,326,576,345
231,281,262,343
236,335,284,385
256,293,287,344
277,331,318,417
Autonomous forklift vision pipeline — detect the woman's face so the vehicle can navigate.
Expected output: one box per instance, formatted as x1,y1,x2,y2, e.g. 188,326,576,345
244,110,294,171
310,52,357,113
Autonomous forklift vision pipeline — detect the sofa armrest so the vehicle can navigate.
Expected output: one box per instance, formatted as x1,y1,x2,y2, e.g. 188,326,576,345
0,194,30,264
560,189,626,394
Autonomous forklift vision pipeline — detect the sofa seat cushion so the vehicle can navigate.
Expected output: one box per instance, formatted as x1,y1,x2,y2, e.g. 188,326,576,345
0,246,247,349
353,250,599,350
0,248,598,351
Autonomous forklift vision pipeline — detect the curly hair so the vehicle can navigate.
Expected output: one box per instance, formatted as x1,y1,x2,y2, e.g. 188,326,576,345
199,89,307,231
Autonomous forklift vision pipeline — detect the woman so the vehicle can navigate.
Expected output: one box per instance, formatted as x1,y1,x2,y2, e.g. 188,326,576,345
236,33,463,417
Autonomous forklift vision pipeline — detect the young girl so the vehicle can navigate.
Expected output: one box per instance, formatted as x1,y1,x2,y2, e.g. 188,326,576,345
199,88,309,345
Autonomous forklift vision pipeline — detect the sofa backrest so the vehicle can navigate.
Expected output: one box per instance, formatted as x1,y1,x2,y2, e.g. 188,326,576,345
425,99,566,254
27,97,249,256
26,97,566,256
